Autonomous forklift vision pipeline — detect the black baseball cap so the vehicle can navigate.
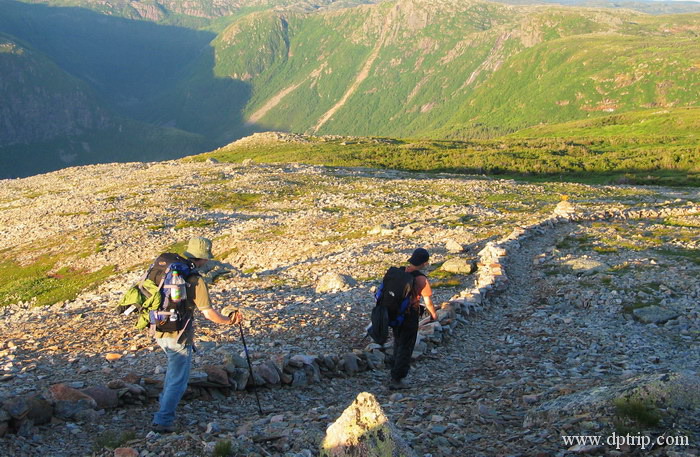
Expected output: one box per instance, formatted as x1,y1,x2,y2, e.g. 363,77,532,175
408,248,430,266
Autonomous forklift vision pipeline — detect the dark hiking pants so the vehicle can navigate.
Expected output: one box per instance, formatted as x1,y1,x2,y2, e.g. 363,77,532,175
391,309,419,381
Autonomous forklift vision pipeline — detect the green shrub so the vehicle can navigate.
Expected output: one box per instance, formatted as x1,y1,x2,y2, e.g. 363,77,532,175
199,191,262,210
93,430,136,451
613,397,661,433
431,277,463,288
212,440,233,457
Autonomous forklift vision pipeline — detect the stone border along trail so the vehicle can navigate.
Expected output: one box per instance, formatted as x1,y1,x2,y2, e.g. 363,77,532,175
1,200,698,457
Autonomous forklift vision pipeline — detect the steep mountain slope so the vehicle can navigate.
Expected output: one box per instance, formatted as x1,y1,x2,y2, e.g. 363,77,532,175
0,33,112,147
212,0,699,139
0,0,215,113
431,16,700,138
0,1,215,177
18,0,385,25
0,33,209,179
1,0,699,178
23,0,700,24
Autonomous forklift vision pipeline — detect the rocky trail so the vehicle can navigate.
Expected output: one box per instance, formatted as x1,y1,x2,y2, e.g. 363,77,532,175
0,161,699,457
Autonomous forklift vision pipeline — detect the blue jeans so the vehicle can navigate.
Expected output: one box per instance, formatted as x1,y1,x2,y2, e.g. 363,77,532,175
153,338,192,427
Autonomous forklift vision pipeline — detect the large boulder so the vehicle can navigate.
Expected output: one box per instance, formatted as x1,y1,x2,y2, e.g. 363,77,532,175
563,257,608,276
224,352,249,370
203,365,230,386
316,273,357,293
255,361,281,386
553,200,577,217
320,392,416,457
445,240,464,253
340,353,360,375
632,306,679,325
228,368,250,391
368,224,396,236
524,372,700,427
2,397,29,420
81,386,119,410
440,258,475,274
197,260,239,283
47,383,97,419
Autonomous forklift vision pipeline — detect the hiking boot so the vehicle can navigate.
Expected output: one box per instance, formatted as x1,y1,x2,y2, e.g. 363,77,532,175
152,423,177,434
389,378,410,390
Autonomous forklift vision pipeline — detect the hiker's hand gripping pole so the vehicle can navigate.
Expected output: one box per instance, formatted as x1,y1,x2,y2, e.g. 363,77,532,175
228,310,243,326
222,306,242,325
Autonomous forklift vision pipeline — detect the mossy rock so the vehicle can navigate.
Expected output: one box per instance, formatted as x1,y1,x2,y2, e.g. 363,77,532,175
524,372,700,428
320,392,416,457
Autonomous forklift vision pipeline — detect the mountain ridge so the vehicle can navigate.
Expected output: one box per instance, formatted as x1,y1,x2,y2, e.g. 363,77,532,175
0,0,698,178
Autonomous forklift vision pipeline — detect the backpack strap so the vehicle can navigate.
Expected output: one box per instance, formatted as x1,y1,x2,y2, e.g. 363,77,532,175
407,269,426,308
140,263,154,282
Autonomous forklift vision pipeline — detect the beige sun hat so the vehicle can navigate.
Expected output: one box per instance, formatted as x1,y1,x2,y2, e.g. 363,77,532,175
183,237,214,260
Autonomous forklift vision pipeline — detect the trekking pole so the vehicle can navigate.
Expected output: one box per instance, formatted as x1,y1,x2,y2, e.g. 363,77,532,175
238,321,263,416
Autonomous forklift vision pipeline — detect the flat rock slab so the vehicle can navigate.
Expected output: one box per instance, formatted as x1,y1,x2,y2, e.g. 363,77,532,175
524,372,700,427
440,258,475,274
563,257,609,275
633,305,679,325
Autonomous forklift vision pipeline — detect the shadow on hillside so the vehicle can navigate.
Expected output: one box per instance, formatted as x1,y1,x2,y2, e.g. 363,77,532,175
0,0,265,177
419,166,700,187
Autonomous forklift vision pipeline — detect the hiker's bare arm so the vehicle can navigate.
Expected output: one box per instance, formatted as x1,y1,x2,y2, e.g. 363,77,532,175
423,296,438,321
202,308,241,325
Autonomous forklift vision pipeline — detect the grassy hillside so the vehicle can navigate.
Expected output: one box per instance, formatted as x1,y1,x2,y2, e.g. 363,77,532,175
511,106,700,139
211,1,700,141
430,17,700,139
191,107,700,186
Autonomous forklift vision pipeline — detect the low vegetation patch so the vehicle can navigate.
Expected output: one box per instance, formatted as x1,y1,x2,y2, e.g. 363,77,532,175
431,277,463,289
613,397,662,433
93,429,136,452
174,218,215,230
199,191,262,211
662,217,700,229
192,109,700,187
212,440,234,457
654,247,700,265
0,257,115,307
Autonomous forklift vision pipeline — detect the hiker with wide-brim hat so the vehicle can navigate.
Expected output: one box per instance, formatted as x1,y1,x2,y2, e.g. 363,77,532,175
151,237,243,433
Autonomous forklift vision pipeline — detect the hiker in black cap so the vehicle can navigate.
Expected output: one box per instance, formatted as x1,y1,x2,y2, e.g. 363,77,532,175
390,247,438,390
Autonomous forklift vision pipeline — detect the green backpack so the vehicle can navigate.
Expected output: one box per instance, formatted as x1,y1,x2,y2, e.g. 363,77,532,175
116,253,197,331
115,279,163,330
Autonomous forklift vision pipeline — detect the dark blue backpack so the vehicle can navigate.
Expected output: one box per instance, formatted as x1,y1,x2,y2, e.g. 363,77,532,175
367,267,423,345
